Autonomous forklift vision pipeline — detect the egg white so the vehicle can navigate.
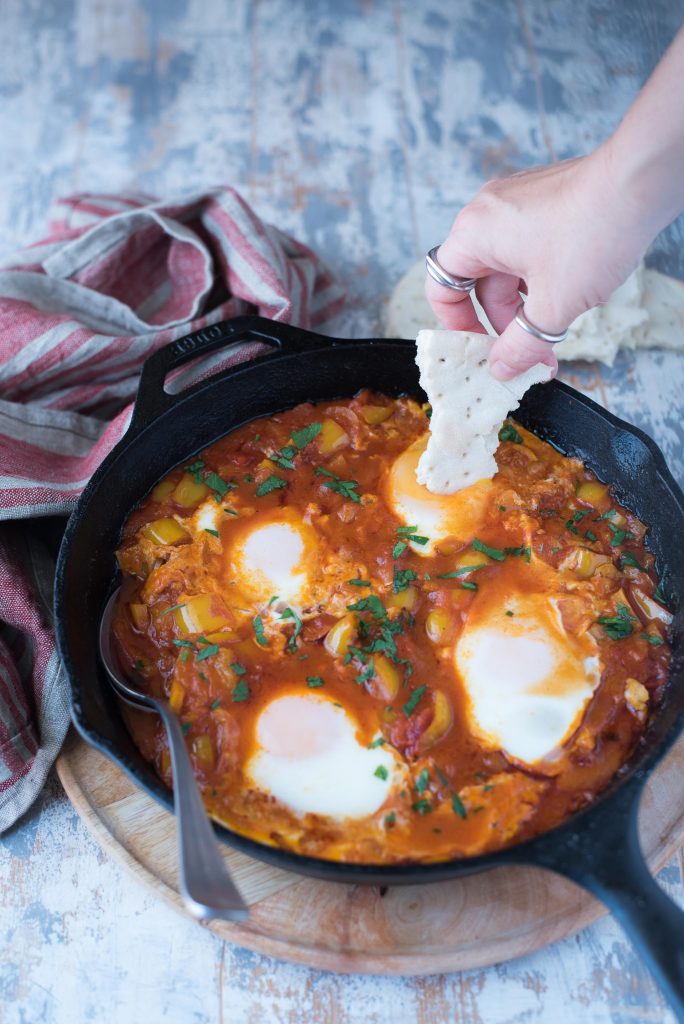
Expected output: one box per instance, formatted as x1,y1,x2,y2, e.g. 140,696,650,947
246,693,400,820
387,434,492,554
455,581,601,765
228,511,316,611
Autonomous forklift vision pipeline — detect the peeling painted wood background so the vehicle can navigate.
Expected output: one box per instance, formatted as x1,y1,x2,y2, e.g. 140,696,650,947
2,1,684,1021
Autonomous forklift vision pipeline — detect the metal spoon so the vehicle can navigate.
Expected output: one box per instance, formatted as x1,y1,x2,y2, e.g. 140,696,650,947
99,589,248,921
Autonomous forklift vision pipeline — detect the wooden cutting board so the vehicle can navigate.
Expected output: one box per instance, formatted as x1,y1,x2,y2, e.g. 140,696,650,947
56,728,684,976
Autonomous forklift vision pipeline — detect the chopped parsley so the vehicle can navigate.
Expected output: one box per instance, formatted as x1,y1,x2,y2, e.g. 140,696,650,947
281,606,303,652
505,610,514,617
348,578,372,587
160,603,186,617
268,594,280,607
179,649,190,663
620,552,643,569
498,423,523,444
348,595,387,620
315,467,361,503
210,699,221,711
654,585,667,604
641,633,664,646
461,581,478,591
385,812,396,826
393,566,418,593
173,639,195,649
392,540,407,559
504,545,531,562
232,680,250,702
608,523,635,547
396,526,428,546
403,684,427,716
451,793,467,819
374,765,389,781
204,528,219,538
472,538,506,561
231,662,247,675
224,507,239,516
415,768,430,794
181,722,191,736
594,509,617,521
196,644,219,662
584,530,597,543
597,603,637,640
252,615,268,646
437,564,488,579
435,767,449,787
134,659,145,671
369,736,385,748
204,471,236,499
186,460,205,483
256,474,287,497
306,676,325,688
412,799,432,815
291,422,322,450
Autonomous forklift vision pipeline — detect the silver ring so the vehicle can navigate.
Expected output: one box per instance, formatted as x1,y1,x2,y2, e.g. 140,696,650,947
425,245,477,293
514,302,568,344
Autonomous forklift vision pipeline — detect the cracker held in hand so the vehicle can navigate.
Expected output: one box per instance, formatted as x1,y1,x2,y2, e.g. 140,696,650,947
416,329,552,494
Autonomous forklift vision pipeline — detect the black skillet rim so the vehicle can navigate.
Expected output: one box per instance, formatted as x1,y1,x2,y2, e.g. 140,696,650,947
54,322,684,885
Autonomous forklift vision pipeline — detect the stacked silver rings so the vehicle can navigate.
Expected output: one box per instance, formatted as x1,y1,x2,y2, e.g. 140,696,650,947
425,246,568,344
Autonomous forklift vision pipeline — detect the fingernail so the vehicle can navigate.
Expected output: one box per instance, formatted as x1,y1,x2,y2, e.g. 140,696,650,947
489,359,516,381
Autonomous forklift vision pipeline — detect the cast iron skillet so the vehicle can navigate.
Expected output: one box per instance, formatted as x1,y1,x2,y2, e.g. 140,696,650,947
55,317,684,1015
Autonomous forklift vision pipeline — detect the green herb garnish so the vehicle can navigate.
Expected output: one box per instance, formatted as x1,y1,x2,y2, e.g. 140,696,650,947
461,581,478,591
204,528,219,538
232,681,250,702
437,564,488,579
403,684,427,716
620,552,643,569
204,471,236,498
256,474,287,497
134,659,145,671
210,699,221,711
392,540,407,559
451,793,467,819
385,812,396,826
173,639,195,649
306,676,325,688
181,722,191,736
369,737,385,748
160,603,186,617
315,467,361,503
291,422,322,449
498,423,523,444
393,566,418,593
584,530,597,542
472,538,506,561
597,603,637,640
348,579,372,587
281,606,303,652
231,662,247,675
412,799,432,815
374,765,389,781
641,633,664,646
196,644,219,662
253,615,268,646
608,523,635,547
415,768,430,794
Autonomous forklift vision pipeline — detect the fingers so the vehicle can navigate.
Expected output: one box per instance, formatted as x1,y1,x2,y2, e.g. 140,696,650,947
488,318,558,380
475,272,522,334
425,236,490,334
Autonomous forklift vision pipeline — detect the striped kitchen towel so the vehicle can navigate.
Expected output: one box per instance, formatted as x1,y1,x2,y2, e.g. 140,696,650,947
0,188,344,832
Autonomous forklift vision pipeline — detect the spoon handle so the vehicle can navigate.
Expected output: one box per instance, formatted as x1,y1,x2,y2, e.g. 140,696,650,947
158,703,249,920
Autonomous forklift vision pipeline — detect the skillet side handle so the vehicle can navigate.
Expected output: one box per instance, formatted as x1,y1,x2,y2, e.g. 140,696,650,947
129,315,338,434
536,780,684,1022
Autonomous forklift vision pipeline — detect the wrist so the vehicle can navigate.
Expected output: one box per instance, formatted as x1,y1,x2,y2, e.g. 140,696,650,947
599,131,684,240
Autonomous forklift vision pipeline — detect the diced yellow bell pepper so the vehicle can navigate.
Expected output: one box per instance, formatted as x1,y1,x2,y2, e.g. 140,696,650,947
425,608,450,644
386,587,420,612
175,594,231,635
419,691,454,750
143,517,191,545
324,613,356,657
319,417,349,454
192,734,215,769
172,473,209,508
361,405,392,425
168,679,185,714
577,481,608,506
129,603,150,630
630,588,673,625
371,655,401,701
150,478,176,503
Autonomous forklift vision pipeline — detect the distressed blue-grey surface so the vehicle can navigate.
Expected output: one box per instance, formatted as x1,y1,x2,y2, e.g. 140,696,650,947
1,1,684,1022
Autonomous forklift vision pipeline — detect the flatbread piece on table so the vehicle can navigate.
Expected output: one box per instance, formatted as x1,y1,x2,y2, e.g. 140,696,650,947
416,329,552,495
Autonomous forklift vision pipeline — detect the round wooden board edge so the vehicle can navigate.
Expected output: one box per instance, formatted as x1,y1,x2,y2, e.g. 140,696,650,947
55,731,683,977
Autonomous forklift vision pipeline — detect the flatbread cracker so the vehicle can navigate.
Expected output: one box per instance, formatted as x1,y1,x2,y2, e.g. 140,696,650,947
416,329,552,494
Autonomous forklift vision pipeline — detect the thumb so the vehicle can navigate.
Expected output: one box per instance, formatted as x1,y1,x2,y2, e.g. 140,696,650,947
488,317,558,380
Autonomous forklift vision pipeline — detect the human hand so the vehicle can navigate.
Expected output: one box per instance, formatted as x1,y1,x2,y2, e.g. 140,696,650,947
425,146,656,379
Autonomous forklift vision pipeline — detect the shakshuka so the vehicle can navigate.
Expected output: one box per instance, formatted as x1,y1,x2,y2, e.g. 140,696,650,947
111,392,671,863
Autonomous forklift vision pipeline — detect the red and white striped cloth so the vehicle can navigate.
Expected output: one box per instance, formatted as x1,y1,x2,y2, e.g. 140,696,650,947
0,188,344,832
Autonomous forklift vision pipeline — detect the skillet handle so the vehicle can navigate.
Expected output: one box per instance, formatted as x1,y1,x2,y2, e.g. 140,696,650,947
534,779,684,1021
130,316,337,433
